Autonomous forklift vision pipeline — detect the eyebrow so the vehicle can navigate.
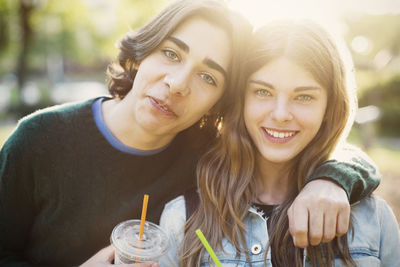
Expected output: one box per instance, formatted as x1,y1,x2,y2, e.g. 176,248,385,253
167,36,228,80
167,36,189,52
249,80,274,89
294,86,322,92
203,58,227,80
249,80,321,92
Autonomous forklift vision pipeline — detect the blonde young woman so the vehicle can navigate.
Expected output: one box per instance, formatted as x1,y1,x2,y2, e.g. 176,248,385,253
160,20,400,266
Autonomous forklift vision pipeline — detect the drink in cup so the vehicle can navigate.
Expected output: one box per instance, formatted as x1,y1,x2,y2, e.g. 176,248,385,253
111,219,172,265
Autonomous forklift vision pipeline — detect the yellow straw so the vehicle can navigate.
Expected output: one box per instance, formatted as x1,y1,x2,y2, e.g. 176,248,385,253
139,194,149,241
195,229,222,267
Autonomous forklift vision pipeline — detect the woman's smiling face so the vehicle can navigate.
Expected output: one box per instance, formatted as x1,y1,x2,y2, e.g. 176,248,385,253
244,57,328,165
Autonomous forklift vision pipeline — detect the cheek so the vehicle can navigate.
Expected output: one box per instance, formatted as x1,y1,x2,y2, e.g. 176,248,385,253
194,87,225,112
132,68,149,90
298,106,326,133
243,99,257,128
135,57,163,81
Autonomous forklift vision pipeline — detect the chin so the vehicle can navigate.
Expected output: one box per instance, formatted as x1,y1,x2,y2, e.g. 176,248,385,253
262,155,291,164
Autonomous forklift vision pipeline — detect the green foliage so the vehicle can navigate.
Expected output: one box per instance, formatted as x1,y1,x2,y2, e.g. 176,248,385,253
0,0,19,76
0,0,172,77
345,14,400,137
359,75,400,136
345,14,400,59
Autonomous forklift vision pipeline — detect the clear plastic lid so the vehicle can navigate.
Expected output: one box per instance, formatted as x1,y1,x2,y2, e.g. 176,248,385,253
111,219,169,261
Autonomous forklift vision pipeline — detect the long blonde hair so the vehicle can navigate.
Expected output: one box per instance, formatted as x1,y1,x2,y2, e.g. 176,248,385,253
181,20,357,267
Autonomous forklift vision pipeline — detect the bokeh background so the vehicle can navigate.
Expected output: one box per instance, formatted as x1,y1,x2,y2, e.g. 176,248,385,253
0,0,399,224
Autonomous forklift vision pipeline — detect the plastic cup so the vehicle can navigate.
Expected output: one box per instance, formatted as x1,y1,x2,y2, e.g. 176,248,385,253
111,219,170,265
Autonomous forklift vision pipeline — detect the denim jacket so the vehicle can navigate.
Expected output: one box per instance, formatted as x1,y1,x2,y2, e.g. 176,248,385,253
160,195,400,266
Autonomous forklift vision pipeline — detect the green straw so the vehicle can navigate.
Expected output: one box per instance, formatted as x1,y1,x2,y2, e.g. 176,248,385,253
195,229,222,267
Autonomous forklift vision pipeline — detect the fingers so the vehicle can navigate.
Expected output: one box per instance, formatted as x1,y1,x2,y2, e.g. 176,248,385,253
308,207,324,246
288,203,309,248
80,245,159,267
336,203,350,236
306,201,350,246
80,245,115,267
288,178,352,248
321,208,336,243
127,262,159,267
98,245,115,263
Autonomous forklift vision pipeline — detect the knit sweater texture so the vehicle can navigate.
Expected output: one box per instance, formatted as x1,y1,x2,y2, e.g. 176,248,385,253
0,98,380,266
0,98,211,266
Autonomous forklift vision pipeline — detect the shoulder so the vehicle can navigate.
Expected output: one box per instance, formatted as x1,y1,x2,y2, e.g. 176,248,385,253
18,97,98,127
329,143,379,170
160,195,187,239
159,195,187,253
349,195,400,264
17,98,97,138
350,195,398,243
159,196,187,265
352,194,394,218
2,98,100,156
160,195,187,228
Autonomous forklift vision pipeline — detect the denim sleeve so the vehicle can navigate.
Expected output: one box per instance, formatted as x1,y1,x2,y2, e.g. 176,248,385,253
376,197,400,266
306,144,381,204
159,195,187,267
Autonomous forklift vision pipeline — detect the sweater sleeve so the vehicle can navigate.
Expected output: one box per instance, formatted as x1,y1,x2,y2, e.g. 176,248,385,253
306,144,380,204
0,122,37,266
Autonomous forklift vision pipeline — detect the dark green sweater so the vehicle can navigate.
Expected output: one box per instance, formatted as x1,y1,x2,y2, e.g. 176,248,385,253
0,98,380,266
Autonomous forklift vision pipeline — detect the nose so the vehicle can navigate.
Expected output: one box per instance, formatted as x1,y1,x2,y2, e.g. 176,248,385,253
163,69,191,97
271,97,293,123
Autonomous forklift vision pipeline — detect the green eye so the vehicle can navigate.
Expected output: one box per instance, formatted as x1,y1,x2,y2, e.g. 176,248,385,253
255,89,271,97
200,73,216,86
163,49,179,61
296,95,313,102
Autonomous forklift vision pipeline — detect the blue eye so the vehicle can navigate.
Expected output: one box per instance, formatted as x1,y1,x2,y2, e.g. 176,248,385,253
200,73,216,86
255,89,271,97
163,49,179,61
296,95,313,102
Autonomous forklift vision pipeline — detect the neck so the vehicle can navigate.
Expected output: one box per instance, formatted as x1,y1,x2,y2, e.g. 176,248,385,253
102,98,175,150
254,154,291,205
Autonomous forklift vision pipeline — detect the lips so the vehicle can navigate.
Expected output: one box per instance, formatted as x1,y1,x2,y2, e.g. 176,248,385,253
148,96,177,117
262,127,298,143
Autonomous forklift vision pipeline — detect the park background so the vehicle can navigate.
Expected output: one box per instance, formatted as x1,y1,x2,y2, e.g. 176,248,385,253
0,0,399,224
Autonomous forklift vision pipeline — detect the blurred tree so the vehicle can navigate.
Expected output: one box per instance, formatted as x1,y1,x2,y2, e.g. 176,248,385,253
344,14,400,138
0,0,170,116
16,0,36,108
0,0,9,52
345,14,400,62
359,76,400,137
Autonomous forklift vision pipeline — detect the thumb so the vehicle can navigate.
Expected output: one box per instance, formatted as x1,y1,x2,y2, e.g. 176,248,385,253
98,245,115,263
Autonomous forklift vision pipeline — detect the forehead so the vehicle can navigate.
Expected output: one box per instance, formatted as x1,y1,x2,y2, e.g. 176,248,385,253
167,16,232,68
250,57,322,89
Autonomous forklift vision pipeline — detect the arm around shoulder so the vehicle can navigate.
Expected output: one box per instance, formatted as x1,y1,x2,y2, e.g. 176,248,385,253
307,144,380,204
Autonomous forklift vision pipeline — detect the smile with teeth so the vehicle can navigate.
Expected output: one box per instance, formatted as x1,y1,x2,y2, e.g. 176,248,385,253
264,128,297,139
